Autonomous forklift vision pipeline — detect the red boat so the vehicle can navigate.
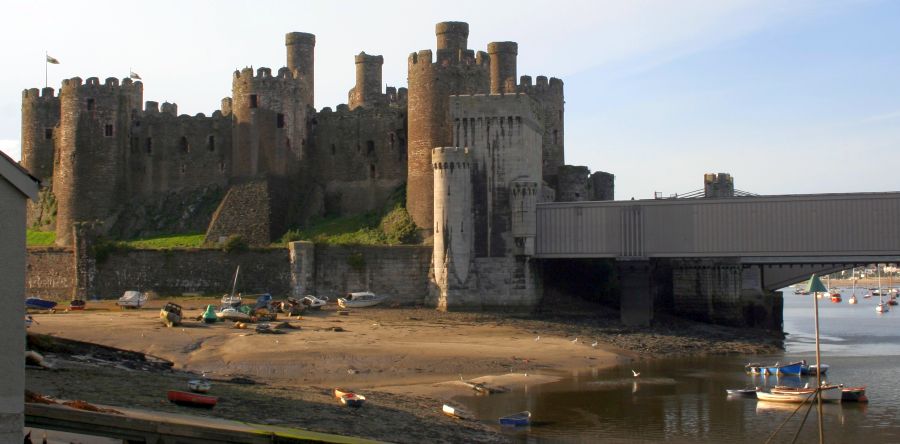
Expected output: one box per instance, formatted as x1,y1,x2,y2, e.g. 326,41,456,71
167,390,217,409
830,294,842,303
69,299,86,311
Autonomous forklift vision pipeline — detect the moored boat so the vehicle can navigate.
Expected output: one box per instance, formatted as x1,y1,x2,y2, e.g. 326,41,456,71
745,361,804,376
848,295,857,304
25,297,57,311
442,403,470,419
757,385,843,403
830,293,842,303
499,411,532,427
841,386,868,402
188,379,212,394
68,299,86,311
167,390,217,408
117,291,148,308
159,302,183,327
338,292,386,309
800,361,829,376
726,388,758,398
333,389,366,407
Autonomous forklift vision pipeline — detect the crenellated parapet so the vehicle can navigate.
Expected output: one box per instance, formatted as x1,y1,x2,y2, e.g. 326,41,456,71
517,75,565,186
432,146,474,309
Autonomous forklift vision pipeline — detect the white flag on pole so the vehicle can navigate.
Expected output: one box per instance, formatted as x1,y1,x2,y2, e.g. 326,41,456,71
46,55,60,64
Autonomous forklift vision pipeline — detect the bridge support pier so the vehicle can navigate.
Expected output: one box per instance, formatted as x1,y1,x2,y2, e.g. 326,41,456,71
617,260,655,326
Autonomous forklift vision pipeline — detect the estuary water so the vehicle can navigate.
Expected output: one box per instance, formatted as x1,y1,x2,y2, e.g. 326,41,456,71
457,288,900,443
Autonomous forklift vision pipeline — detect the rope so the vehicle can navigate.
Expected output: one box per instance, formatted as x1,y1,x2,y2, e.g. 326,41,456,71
763,389,818,444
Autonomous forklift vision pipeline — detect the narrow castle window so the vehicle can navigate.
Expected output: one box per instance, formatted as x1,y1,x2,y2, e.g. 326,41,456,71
104,124,114,137
181,163,186,174
276,113,285,128
553,129,558,145
331,144,336,156
286,138,291,149
44,128,53,140
180,136,190,153
249,94,258,108
356,143,361,154
366,140,375,155
86,98,95,111
220,161,226,173
207,135,215,151
146,137,152,154
369,164,376,179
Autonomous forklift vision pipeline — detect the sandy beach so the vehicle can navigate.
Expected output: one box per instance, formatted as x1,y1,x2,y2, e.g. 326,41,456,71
25,297,781,443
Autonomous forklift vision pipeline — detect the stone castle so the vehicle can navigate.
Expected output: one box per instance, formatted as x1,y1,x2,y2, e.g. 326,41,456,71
21,21,614,309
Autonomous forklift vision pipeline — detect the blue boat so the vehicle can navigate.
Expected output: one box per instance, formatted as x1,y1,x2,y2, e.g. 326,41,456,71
25,297,57,311
499,411,531,427
745,361,803,376
253,293,273,310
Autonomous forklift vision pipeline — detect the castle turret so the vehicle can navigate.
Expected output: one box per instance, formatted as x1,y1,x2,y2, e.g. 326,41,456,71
348,52,384,110
231,66,310,178
487,42,518,94
54,77,142,245
21,87,60,183
285,32,316,107
432,146,473,310
517,75,564,186
407,21,490,235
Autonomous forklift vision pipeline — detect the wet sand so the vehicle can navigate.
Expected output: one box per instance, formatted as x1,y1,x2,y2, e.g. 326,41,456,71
25,297,781,443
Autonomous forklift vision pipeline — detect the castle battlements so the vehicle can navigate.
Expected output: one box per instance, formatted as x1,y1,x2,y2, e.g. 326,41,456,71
232,66,302,83
22,87,58,100
60,76,142,92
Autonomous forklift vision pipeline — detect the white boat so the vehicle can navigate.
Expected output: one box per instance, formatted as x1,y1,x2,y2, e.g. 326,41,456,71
188,379,212,394
301,295,328,309
757,385,843,403
221,293,242,308
117,291,148,308
216,307,251,322
442,403,470,419
338,292,386,308
848,295,857,304
876,268,889,313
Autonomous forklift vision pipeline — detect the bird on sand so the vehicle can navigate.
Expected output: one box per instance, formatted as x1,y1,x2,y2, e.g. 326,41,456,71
534,336,541,342
571,337,578,343
591,341,599,348
632,369,641,378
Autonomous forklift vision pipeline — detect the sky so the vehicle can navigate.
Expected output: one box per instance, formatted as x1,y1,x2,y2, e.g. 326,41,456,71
1,0,897,199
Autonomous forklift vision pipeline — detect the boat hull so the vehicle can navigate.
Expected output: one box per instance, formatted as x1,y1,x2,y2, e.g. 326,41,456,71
167,390,217,408
746,361,804,376
841,386,868,402
25,298,57,310
761,385,843,403
726,389,758,398
499,411,532,427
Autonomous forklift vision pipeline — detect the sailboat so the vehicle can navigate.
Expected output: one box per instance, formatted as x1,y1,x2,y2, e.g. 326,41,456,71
848,269,858,304
876,265,889,314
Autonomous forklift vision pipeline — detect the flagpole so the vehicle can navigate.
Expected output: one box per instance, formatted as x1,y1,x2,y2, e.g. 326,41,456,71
45,51,48,88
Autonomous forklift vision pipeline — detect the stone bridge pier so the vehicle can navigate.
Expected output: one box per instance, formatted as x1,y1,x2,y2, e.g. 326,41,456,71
617,258,783,330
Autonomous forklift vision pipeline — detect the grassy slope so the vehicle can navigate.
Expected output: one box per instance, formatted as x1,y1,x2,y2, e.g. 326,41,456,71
120,233,206,249
26,230,56,246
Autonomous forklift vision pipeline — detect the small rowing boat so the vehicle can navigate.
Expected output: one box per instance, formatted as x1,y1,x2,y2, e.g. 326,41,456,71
442,404,470,419
499,411,531,427
334,388,366,408
159,302,183,327
726,388,758,398
187,379,211,394
25,297,57,311
167,390,217,408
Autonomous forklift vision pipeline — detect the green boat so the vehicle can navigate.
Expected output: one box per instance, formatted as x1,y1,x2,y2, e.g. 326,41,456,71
202,305,218,323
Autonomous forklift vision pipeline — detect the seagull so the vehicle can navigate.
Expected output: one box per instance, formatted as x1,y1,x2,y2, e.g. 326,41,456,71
534,336,541,342
591,341,598,348
632,369,641,378
571,337,578,343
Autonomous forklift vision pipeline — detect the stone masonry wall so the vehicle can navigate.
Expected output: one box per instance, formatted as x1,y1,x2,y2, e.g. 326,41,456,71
311,244,431,304
25,248,74,300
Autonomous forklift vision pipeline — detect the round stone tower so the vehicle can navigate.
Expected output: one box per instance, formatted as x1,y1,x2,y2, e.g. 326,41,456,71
348,52,384,110
231,66,309,178
487,41,518,94
21,87,60,183
285,32,315,107
432,147,473,310
407,21,490,235
54,76,142,245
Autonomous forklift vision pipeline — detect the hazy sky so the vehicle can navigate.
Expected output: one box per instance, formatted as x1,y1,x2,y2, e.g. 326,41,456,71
1,0,897,199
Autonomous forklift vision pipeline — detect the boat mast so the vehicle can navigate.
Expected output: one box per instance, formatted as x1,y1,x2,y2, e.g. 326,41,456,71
813,275,824,443
230,265,241,299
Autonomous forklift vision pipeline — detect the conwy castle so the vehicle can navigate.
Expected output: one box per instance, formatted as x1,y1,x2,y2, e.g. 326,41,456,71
21,21,616,310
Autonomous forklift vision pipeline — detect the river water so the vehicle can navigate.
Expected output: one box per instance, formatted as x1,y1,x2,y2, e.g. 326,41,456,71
457,287,900,443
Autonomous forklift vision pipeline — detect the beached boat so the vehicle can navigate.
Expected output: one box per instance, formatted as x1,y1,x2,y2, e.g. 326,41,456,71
726,388,758,398
221,293,242,308
841,386,868,402
302,295,329,310
217,307,251,322
117,291,148,308
252,293,273,310
499,411,532,427
68,299,86,311
745,361,804,376
337,292,385,309
167,390,217,408
187,379,211,394
800,362,829,376
758,385,843,403
442,404,471,419
159,302,183,327
279,297,305,315
201,305,218,323
25,297,57,311
333,388,366,407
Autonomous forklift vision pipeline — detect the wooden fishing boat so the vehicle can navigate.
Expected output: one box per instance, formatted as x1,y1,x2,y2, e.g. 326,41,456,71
499,411,531,427
726,388,758,398
442,404,470,419
745,361,804,376
217,307,251,322
167,390,217,408
187,379,211,394
332,388,366,407
117,291,148,308
800,362,829,376
337,292,385,308
830,293,842,303
159,302,183,327
841,386,868,402
25,297,57,311
68,299,86,311
757,385,843,403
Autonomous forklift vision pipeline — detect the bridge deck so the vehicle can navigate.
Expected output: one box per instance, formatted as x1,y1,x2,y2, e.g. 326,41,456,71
535,192,900,260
